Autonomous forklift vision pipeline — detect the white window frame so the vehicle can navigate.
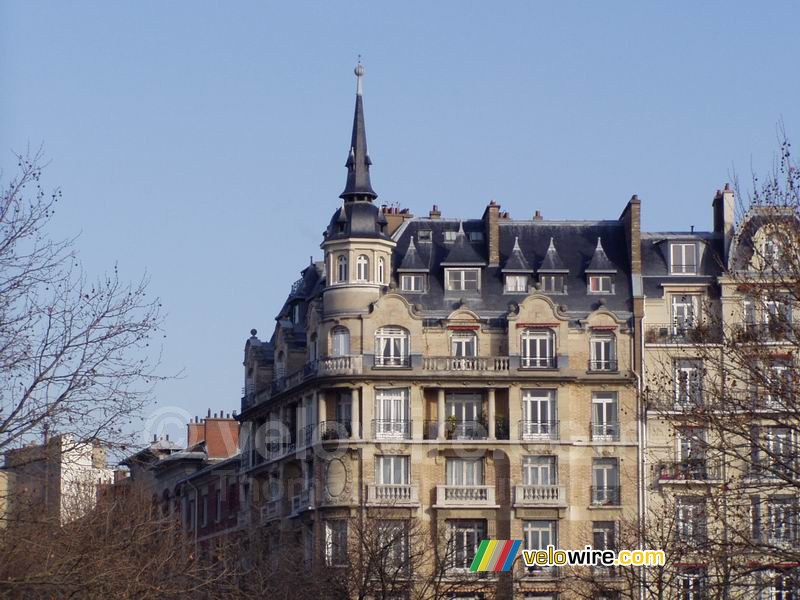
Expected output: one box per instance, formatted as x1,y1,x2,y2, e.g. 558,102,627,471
377,257,385,284
675,359,703,407
671,243,698,275
448,520,486,571
590,335,616,370
374,388,409,438
676,497,706,544
540,274,565,294
524,520,558,576
592,392,619,441
376,455,410,486
446,458,484,486
444,230,457,242
520,329,555,368
451,331,477,358
374,326,410,367
356,254,370,282
592,458,619,504
766,498,797,546
330,326,350,357
337,254,348,283
377,520,409,571
588,275,613,294
521,389,556,439
677,568,706,600
445,268,481,292
325,520,348,567
400,274,426,292
505,274,528,292
522,456,557,486
671,295,700,331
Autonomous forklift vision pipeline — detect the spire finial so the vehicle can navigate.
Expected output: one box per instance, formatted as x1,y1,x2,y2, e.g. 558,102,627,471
355,58,365,96
596,237,603,250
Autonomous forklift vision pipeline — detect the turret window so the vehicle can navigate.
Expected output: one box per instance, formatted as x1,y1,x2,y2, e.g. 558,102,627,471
377,257,385,284
356,255,370,282
330,326,350,357
337,255,348,283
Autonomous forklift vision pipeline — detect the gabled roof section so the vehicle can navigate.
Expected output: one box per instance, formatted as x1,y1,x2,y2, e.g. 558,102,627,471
538,237,568,273
440,222,487,266
502,237,533,273
585,237,618,273
397,236,428,272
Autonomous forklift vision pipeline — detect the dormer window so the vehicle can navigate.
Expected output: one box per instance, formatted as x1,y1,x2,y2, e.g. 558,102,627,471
356,255,370,282
505,275,528,293
401,274,426,292
337,255,348,283
292,304,301,323
418,230,432,242
671,243,697,275
445,268,480,292
588,275,613,294
444,230,457,242
468,231,484,242
540,274,566,294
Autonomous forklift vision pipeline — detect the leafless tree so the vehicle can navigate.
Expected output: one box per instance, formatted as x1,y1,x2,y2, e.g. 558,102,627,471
0,149,165,459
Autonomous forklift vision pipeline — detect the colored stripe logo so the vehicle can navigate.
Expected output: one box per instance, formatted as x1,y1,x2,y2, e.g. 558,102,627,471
469,540,522,572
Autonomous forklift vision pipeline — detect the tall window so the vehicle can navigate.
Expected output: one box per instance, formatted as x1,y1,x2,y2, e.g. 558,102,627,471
521,389,556,439
675,359,703,407
522,456,557,486
672,295,699,331
451,331,477,359
356,255,370,282
400,274,426,292
676,568,706,600
445,269,480,292
377,257,385,284
590,334,616,370
330,326,350,357
759,427,797,479
325,520,348,566
446,458,484,486
309,333,318,360
676,427,708,479
505,275,528,292
374,388,409,438
376,455,410,486
337,255,348,283
377,521,409,571
592,458,619,505
676,497,706,544
524,521,557,576
374,326,410,367
671,243,698,274
593,521,616,551
448,520,486,571
767,498,797,545
520,329,556,368
591,392,619,441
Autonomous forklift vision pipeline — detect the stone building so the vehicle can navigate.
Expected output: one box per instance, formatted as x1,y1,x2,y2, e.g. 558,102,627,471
236,65,644,599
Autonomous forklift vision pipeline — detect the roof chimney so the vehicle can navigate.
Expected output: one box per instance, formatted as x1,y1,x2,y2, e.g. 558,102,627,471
429,205,441,220
533,210,543,221
713,184,735,265
482,200,501,267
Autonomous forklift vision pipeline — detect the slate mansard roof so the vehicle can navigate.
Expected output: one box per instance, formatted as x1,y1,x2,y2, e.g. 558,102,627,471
640,231,724,297
391,218,633,317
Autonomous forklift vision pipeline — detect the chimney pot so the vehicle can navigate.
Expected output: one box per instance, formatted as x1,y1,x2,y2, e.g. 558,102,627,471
207,409,211,418
534,210,543,221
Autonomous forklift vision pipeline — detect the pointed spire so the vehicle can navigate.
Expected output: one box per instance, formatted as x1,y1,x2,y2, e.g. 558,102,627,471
340,62,377,202
398,236,428,272
539,237,568,272
502,236,533,273
586,237,618,273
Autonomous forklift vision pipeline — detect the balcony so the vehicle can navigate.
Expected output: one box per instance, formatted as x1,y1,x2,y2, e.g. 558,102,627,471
373,355,411,368
591,422,620,442
435,485,497,508
519,420,559,441
590,486,621,506
520,356,557,369
422,356,510,372
260,499,281,524
644,322,720,345
656,459,723,483
267,356,364,399
588,359,619,372
514,484,567,507
371,419,412,440
290,489,313,516
366,484,420,506
424,419,489,440
732,322,795,343
319,420,352,441
648,395,705,413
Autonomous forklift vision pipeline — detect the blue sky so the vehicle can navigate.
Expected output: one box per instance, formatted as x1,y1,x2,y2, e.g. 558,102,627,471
2,1,798,447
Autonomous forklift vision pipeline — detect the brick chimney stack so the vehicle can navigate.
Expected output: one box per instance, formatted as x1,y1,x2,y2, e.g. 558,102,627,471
712,183,735,264
482,200,500,267
429,205,441,220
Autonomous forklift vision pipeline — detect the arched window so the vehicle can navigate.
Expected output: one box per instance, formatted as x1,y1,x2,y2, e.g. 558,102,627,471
356,255,370,282
375,326,410,367
520,329,555,369
330,326,350,357
337,255,348,283
377,257,386,284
